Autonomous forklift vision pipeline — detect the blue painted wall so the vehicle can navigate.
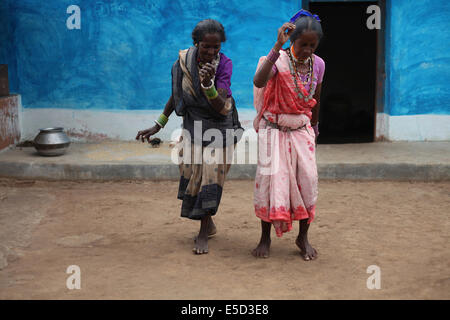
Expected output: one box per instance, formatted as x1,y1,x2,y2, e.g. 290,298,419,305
2,0,449,116
0,1,18,91
0,0,298,110
386,0,450,116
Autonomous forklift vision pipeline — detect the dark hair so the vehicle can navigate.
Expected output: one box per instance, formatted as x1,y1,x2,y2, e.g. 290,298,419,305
192,19,226,45
289,11,323,43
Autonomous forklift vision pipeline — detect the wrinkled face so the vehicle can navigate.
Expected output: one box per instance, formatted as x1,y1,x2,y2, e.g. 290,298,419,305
292,30,319,60
197,33,221,63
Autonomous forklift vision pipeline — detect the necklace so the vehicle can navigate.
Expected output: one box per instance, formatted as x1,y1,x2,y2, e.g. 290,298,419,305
289,46,312,85
297,59,312,86
287,48,317,102
290,45,311,65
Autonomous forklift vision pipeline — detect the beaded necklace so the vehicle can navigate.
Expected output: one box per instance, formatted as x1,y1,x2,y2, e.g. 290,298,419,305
290,45,312,86
287,48,317,102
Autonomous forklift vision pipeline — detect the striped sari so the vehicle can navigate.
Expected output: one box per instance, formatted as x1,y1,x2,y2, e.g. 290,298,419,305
172,46,242,220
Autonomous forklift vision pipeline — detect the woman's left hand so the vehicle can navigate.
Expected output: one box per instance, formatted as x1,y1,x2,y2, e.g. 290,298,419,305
199,63,215,87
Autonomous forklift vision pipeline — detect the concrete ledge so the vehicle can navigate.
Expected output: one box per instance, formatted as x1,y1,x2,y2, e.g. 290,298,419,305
317,163,450,181
0,141,449,181
0,161,449,181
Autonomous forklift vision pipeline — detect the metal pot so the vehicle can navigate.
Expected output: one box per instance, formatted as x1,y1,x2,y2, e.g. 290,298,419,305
33,127,71,156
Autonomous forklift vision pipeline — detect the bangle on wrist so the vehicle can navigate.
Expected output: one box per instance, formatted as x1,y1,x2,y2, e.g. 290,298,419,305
208,89,219,100
267,48,280,64
155,113,168,128
201,80,214,90
202,83,219,100
206,87,219,100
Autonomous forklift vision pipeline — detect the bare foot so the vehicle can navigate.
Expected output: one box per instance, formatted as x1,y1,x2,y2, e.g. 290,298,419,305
193,218,217,241
296,236,317,261
193,234,209,254
252,239,271,258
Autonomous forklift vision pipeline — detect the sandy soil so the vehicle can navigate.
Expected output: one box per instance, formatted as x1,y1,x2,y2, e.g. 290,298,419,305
0,178,449,300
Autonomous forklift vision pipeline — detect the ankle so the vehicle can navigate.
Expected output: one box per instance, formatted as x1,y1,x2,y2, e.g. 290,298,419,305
297,234,308,241
197,232,209,240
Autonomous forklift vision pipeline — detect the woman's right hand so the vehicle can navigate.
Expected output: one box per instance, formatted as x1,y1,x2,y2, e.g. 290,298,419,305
136,125,161,143
275,22,296,49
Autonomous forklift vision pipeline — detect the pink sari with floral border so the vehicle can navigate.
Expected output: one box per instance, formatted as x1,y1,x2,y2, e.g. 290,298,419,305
253,50,325,237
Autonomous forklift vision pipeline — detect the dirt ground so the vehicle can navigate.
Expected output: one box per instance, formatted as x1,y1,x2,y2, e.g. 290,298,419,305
0,178,449,300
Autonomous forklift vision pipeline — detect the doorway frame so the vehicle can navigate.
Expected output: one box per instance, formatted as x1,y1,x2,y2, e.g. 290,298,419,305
300,0,387,141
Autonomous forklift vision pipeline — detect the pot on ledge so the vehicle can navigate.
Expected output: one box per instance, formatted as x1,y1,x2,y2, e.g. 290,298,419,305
33,127,71,156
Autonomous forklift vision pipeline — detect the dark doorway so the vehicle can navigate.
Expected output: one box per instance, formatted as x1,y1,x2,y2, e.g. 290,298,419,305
310,1,377,143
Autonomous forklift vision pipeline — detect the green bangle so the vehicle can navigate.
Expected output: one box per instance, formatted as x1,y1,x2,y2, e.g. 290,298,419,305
155,113,168,127
205,86,218,100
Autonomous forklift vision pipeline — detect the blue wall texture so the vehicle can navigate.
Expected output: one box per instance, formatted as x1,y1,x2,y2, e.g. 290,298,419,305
1,0,298,110
0,1,17,91
386,0,450,116
1,0,449,116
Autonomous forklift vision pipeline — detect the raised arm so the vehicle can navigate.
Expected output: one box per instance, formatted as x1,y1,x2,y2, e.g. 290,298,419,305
253,22,296,88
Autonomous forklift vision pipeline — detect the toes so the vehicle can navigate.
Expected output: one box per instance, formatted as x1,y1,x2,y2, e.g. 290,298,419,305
193,246,208,254
309,248,318,260
300,249,317,261
300,251,310,261
252,248,269,258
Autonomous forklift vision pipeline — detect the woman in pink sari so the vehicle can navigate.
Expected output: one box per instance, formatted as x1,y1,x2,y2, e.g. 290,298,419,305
252,10,325,261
